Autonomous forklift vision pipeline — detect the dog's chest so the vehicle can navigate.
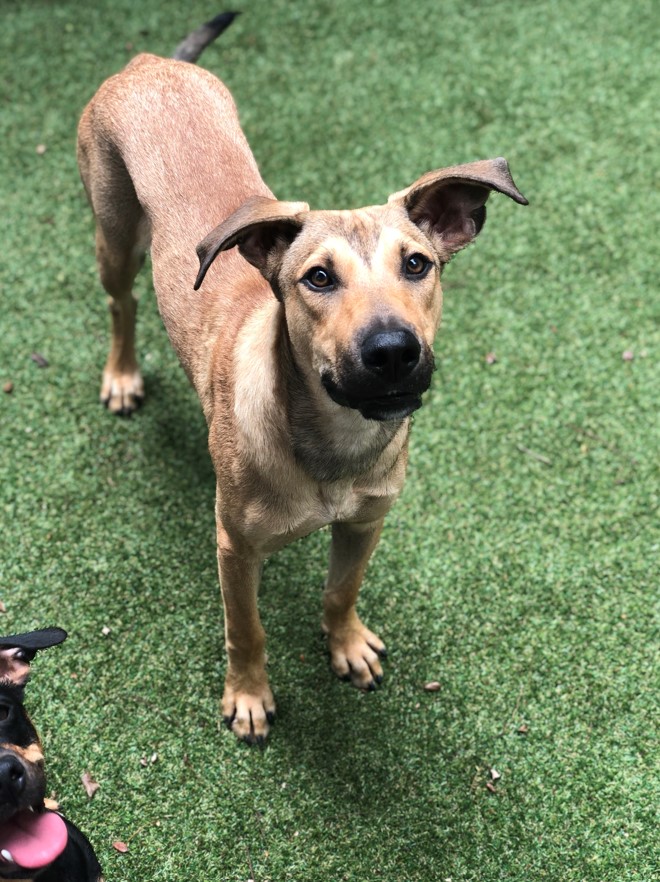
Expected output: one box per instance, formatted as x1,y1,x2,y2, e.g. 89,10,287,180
242,477,396,553
315,481,370,523
293,478,396,538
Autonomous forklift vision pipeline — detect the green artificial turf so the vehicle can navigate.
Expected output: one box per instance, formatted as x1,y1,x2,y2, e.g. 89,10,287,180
1,0,658,879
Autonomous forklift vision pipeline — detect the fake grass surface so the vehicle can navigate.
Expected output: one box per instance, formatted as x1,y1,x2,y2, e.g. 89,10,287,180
0,1,658,880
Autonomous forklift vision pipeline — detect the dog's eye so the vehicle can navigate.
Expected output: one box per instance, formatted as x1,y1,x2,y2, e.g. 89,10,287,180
302,266,335,291
0,704,10,722
404,253,432,279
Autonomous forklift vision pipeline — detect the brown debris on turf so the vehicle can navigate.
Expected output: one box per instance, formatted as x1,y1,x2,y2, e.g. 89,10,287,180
81,771,100,799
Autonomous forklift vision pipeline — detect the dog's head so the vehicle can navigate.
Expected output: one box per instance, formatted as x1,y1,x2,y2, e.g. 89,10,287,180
0,628,68,878
195,158,527,422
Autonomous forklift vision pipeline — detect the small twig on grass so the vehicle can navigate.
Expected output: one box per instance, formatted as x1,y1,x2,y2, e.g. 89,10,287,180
516,444,553,466
499,683,525,737
245,844,257,882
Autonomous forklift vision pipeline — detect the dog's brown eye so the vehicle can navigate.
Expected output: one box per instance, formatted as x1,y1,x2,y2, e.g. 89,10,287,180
302,267,335,291
404,253,432,278
0,704,10,721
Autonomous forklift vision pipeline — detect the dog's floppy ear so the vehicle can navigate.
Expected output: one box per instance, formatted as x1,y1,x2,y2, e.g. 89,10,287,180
390,158,527,257
194,195,309,293
0,628,67,686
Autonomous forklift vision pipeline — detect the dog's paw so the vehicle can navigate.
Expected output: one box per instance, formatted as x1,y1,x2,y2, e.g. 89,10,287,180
322,618,387,691
222,680,276,745
100,367,144,416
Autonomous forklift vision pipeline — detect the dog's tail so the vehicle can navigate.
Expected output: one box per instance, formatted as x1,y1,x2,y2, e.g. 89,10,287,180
172,11,240,64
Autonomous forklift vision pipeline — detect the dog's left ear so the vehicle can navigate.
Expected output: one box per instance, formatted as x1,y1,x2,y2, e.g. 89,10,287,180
390,157,528,257
0,628,67,686
195,195,309,293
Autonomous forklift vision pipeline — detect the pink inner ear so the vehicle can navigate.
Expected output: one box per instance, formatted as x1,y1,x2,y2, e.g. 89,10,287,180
0,648,30,685
408,182,490,254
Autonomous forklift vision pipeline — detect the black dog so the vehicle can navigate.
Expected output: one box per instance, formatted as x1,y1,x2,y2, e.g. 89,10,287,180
0,629,102,881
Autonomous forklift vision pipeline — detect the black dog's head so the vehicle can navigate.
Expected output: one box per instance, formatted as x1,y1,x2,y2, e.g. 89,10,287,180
0,629,68,879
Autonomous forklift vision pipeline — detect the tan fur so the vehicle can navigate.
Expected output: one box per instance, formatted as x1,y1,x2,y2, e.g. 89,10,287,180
0,650,30,687
77,51,526,742
0,743,44,765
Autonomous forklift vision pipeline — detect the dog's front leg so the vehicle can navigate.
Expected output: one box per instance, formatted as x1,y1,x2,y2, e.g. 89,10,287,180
322,518,388,691
216,526,275,744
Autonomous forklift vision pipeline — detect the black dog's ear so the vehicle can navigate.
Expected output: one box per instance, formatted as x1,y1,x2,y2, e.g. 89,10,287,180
390,157,527,257
194,195,309,294
0,628,67,685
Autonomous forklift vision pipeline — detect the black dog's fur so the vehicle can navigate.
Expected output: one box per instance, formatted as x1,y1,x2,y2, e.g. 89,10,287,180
0,630,101,882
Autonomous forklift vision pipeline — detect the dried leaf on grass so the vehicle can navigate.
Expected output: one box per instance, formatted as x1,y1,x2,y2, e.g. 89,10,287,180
30,352,49,368
140,752,158,767
81,771,100,799
112,841,129,853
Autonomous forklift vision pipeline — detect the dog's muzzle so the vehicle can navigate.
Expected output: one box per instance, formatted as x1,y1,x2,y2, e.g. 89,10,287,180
0,750,68,874
322,326,434,422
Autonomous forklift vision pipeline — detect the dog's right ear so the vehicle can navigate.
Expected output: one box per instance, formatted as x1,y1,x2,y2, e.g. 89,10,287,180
0,628,67,686
194,196,309,295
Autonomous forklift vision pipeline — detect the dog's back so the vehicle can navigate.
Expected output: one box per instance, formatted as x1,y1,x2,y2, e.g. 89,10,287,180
77,50,272,404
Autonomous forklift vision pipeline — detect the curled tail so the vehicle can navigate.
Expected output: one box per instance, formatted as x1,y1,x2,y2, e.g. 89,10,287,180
172,11,240,63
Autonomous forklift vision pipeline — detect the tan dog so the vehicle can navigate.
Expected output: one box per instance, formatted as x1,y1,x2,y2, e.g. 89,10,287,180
77,17,527,743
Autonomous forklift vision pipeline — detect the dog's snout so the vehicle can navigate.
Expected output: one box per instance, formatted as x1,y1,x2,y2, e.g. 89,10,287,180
0,754,26,800
361,329,421,382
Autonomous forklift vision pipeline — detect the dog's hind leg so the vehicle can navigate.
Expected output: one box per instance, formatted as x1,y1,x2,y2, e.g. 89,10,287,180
77,116,148,416
322,519,388,691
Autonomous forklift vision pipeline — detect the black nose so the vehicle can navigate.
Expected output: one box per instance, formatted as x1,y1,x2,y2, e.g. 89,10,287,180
361,329,421,382
0,755,26,801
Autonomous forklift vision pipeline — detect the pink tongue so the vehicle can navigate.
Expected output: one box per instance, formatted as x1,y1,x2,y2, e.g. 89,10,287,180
0,810,68,869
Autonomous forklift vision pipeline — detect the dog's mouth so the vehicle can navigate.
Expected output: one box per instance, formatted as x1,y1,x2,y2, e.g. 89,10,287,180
0,808,67,874
321,374,423,422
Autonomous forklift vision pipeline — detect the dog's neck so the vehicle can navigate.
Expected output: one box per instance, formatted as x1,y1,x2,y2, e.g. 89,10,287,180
278,321,409,484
